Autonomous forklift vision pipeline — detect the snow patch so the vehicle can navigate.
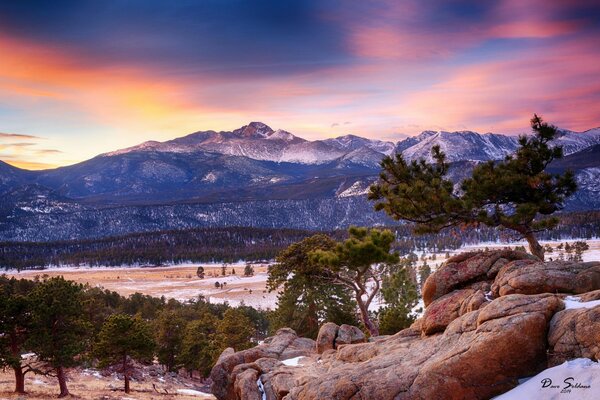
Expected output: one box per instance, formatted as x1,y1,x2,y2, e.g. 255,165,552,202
176,388,214,398
493,358,599,399
563,296,600,310
281,356,304,366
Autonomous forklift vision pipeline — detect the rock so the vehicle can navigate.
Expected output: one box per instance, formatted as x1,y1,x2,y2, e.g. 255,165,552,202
548,301,600,366
210,253,600,400
422,250,536,306
217,347,235,364
335,324,366,346
285,294,562,400
234,368,261,400
421,282,490,335
491,260,600,297
210,328,315,399
579,289,600,302
316,322,338,354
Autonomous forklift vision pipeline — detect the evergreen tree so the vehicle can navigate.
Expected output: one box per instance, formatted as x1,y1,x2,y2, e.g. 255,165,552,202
268,234,358,339
310,227,399,336
216,309,255,351
27,277,91,397
244,264,255,277
572,241,589,262
155,309,186,372
94,314,155,394
180,314,219,377
369,115,577,260
419,260,432,286
378,260,419,335
0,277,35,394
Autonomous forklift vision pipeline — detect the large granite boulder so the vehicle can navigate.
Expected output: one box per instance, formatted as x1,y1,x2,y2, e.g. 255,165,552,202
421,282,490,335
209,251,600,400
286,294,562,400
422,250,536,306
210,328,315,399
492,260,600,297
335,324,366,347
315,322,338,354
548,299,600,366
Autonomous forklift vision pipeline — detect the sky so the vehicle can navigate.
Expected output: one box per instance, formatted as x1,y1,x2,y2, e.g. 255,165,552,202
1,0,600,169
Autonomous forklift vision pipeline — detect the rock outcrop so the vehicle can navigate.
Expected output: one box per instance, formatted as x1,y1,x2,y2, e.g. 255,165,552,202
492,260,600,296
548,301,600,366
210,251,600,400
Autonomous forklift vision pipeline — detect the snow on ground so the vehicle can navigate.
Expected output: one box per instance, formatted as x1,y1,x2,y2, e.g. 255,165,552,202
4,239,598,311
281,356,305,367
177,388,215,398
493,358,600,400
563,296,600,310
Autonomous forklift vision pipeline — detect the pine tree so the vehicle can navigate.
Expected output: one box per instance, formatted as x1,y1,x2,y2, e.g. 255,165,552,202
179,314,219,377
94,314,155,394
310,227,399,336
216,309,255,351
0,277,35,394
244,264,255,277
378,260,419,335
155,309,186,372
419,261,432,286
27,277,91,397
268,234,358,339
369,115,577,260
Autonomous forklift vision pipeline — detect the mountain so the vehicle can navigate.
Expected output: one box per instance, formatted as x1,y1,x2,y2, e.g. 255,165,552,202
0,122,599,241
397,131,520,162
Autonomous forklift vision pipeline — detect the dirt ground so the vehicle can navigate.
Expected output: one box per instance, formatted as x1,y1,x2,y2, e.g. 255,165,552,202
0,366,215,399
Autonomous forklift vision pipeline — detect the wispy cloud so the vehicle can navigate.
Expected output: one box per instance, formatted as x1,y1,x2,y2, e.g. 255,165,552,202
0,132,40,140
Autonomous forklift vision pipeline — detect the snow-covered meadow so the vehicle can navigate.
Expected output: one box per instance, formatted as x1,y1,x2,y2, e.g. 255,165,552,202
5,239,599,311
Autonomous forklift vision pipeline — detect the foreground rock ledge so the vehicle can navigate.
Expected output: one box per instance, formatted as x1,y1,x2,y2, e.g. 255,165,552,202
210,251,600,400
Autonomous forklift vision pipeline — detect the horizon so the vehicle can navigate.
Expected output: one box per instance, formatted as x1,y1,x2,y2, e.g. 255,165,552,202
1,1,600,169
3,119,598,172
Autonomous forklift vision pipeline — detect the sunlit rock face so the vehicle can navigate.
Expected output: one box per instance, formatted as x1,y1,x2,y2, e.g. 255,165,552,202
210,251,600,400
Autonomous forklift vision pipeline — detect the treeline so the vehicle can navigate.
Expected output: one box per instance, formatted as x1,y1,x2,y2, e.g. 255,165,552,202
1,211,598,270
0,275,269,396
0,227,345,271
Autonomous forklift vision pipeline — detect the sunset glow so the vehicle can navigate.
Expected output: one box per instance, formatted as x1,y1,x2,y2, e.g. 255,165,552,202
1,0,599,169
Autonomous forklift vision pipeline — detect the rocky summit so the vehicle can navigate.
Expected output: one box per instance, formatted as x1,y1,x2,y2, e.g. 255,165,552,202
210,250,600,400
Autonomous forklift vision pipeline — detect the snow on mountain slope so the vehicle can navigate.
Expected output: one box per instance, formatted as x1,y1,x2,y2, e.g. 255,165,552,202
554,128,600,155
321,134,395,155
398,131,520,162
102,122,600,168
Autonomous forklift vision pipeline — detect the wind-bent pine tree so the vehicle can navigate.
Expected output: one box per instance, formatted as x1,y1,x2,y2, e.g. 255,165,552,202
310,227,399,336
268,234,358,339
369,115,577,260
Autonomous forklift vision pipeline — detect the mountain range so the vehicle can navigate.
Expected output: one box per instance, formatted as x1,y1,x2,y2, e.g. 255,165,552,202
1,122,599,241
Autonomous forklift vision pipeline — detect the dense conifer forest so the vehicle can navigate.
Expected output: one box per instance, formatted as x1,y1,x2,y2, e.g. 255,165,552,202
1,211,598,270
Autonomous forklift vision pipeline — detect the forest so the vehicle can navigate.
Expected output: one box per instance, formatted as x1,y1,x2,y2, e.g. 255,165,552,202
1,211,598,270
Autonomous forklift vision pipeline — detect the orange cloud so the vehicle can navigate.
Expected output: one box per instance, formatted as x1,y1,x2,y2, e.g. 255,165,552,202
392,39,600,133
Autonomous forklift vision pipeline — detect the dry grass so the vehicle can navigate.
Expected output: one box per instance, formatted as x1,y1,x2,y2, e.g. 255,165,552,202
0,367,215,400
4,264,276,308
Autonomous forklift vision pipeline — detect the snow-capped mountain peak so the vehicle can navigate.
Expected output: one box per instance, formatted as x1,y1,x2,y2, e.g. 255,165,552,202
232,122,274,138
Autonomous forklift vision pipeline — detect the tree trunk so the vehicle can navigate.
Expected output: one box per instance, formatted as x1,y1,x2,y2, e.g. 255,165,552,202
357,298,379,337
13,365,25,394
524,232,545,261
123,355,130,394
56,366,69,398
